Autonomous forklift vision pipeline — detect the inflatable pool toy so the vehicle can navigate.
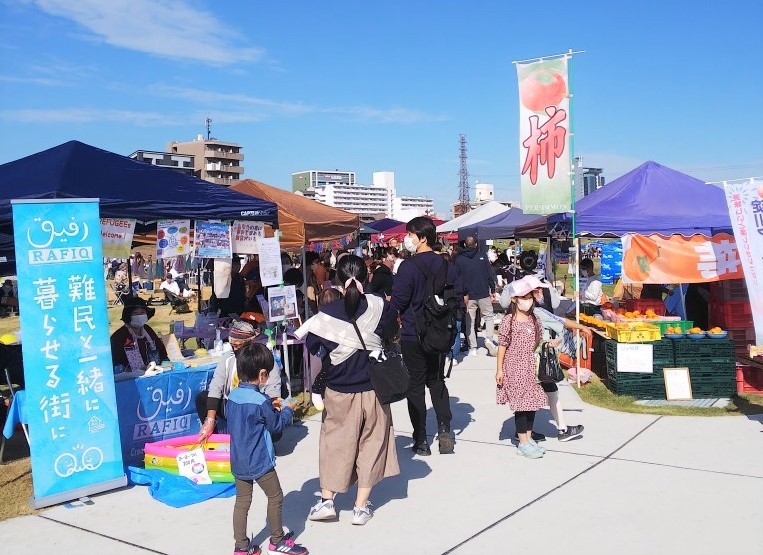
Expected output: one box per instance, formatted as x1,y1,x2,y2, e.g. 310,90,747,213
144,434,233,483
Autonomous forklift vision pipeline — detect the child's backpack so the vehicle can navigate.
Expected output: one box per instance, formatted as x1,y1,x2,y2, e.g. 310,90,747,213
411,256,459,363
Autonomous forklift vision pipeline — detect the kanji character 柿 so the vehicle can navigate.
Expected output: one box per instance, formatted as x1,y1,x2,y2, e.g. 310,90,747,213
521,106,568,185
693,240,741,279
33,277,58,310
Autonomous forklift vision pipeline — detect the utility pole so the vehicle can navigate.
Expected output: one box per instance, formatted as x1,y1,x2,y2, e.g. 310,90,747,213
458,133,470,214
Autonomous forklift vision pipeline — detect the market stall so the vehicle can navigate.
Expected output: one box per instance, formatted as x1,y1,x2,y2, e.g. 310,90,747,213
521,161,753,399
436,201,511,234
456,207,540,241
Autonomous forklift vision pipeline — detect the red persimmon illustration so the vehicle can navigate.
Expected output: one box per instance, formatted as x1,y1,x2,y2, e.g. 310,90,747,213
520,68,567,112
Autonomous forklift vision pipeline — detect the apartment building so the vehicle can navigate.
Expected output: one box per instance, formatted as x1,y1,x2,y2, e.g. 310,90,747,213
128,150,196,175
167,135,244,186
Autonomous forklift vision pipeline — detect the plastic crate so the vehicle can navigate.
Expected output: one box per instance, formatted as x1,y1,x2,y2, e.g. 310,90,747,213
710,279,748,301
736,364,763,394
606,322,661,343
652,320,694,335
624,299,667,316
710,300,753,328
673,338,735,360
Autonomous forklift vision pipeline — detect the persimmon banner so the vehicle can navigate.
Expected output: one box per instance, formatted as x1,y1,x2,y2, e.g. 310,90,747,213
620,233,744,284
517,57,571,214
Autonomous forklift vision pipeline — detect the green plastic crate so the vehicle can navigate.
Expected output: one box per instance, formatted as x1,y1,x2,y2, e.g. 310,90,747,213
652,320,694,335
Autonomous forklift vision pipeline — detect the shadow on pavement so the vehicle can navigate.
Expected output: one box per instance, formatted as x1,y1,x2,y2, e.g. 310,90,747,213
274,422,309,457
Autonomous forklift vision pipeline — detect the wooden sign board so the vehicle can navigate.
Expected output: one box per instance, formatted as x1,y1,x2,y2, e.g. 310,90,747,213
663,367,693,401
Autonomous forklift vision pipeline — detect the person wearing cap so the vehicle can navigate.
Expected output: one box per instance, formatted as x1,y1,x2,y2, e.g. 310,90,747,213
196,320,283,441
495,275,549,459
500,276,586,443
110,298,167,371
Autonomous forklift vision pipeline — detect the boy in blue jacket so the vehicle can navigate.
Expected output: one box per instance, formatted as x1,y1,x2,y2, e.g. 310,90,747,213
227,342,308,555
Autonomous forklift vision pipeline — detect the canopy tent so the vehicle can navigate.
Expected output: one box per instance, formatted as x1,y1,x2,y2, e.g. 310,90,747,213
513,215,548,238
515,161,732,238
365,218,403,232
230,179,359,250
0,141,278,234
457,207,540,240
370,218,447,244
436,201,511,233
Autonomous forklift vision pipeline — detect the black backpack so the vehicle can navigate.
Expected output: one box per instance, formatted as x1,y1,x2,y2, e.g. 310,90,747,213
411,256,459,358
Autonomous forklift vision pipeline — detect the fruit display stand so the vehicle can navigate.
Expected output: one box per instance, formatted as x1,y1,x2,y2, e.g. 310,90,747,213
672,338,736,398
605,339,674,399
604,336,737,399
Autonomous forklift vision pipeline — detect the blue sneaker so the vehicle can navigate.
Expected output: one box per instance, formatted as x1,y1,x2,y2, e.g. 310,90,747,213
516,442,544,459
268,531,308,555
529,439,546,454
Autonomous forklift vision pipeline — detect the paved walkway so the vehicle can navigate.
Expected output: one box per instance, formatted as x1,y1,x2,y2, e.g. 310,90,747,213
2,348,762,554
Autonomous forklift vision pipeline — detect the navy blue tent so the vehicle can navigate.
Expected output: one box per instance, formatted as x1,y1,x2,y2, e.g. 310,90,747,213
457,207,539,240
366,218,403,232
0,141,278,232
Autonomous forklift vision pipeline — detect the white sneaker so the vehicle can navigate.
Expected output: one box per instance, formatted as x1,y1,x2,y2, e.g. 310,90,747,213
308,499,336,521
468,348,478,357
351,502,374,525
485,339,498,357
450,358,459,368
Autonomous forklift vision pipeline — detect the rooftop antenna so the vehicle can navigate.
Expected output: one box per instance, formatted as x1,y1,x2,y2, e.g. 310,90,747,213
458,133,470,211
205,117,213,140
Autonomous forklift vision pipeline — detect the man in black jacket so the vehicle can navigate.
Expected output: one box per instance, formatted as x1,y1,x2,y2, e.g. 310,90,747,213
393,218,464,456
454,236,497,357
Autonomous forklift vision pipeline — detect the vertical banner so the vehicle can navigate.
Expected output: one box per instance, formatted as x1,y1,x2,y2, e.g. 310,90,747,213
517,57,572,214
724,180,763,344
12,199,126,508
620,233,743,284
194,220,232,259
100,218,136,259
157,219,190,258
232,220,266,254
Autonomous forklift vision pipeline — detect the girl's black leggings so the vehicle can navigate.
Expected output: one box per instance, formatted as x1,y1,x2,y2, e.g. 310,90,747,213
515,410,536,434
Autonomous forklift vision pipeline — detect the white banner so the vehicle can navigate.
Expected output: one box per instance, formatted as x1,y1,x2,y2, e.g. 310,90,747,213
724,179,763,344
157,219,191,259
257,236,283,287
100,218,136,259
232,220,266,254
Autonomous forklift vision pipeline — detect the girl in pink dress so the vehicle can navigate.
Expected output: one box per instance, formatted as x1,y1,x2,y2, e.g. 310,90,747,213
496,276,548,459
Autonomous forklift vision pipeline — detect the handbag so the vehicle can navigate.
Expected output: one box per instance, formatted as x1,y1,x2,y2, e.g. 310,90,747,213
350,320,409,404
538,342,564,383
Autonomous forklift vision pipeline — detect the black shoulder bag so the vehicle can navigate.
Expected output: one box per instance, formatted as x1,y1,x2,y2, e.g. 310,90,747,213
350,320,409,405
538,341,564,383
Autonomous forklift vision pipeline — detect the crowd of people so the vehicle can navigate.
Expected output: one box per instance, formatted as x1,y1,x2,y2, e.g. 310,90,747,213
188,217,591,555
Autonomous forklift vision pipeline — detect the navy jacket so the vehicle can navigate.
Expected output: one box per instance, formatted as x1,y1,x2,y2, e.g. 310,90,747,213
226,383,293,480
454,247,496,300
306,296,399,393
392,252,464,343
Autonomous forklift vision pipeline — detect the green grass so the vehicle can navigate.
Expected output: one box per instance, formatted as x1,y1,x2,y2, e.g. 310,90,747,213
572,371,763,417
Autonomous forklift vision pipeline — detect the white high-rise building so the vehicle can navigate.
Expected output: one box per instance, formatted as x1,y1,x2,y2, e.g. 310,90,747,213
474,183,495,203
294,170,433,221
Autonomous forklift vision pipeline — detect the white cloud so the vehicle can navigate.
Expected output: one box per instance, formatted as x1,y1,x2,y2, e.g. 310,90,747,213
23,0,264,65
0,74,68,87
0,107,179,126
152,84,447,124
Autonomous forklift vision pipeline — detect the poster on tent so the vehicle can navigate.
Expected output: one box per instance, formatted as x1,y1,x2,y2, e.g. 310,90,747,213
267,285,298,323
100,218,136,259
258,236,283,287
620,233,744,284
194,220,232,259
232,220,266,254
723,179,763,344
11,199,126,508
157,219,190,258
517,56,572,215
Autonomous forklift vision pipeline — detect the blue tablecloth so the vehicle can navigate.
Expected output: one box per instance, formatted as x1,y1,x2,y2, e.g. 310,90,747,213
3,364,217,468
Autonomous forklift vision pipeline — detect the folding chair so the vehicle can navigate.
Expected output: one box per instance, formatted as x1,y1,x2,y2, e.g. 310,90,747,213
165,290,190,315
111,283,127,306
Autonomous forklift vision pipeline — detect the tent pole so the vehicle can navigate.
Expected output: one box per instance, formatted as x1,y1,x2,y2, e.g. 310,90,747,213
302,246,311,320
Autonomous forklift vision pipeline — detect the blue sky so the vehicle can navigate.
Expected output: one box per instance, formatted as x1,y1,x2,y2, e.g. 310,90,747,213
1,0,761,215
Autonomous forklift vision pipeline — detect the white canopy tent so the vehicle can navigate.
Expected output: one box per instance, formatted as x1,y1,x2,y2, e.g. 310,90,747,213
436,201,512,233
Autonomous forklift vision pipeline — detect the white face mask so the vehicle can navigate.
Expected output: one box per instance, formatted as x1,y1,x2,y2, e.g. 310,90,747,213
516,298,534,312
130,314,148,327
403,235,418,253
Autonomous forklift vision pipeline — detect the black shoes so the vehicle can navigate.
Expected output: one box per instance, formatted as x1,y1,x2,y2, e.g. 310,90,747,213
437,427,454,454
412,441,431,456
558,425,584,442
